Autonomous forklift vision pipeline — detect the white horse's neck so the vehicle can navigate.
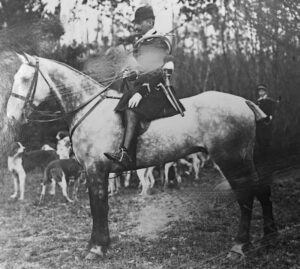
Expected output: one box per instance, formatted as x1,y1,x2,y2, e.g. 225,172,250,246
40,58,110,112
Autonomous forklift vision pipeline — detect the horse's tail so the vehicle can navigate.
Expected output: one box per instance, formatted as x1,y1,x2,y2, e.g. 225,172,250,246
245,100,266,121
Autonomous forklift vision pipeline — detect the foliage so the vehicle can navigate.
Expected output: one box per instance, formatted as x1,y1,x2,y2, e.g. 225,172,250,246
72,0,133,46
81,0,130,8
3,0,300,153
0,0,46,28
175,0,300,152
0,0,64,56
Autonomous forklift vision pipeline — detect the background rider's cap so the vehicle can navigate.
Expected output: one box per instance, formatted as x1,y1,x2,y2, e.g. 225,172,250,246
132,5,155,23
257,84,267,91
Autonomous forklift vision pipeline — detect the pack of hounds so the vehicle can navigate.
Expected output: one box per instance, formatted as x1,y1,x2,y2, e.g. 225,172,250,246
7,131,211,203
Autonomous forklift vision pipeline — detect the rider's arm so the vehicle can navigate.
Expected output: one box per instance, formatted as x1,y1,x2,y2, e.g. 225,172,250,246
137,85,150,97
135,69,164,97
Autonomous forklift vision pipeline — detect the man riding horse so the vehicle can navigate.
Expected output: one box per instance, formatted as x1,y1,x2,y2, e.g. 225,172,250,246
104,5,185,168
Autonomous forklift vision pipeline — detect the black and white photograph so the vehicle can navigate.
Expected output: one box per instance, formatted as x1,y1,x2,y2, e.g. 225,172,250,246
0,0,299,268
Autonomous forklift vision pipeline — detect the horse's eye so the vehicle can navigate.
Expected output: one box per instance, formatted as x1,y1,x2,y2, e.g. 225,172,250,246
21,76,30,82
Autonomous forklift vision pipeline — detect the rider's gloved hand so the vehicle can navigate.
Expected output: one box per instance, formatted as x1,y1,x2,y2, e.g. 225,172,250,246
162,61,174,76
128,93,142,108
122,68,138,81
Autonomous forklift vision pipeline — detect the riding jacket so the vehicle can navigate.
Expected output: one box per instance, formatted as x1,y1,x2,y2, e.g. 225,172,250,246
114,28,184,121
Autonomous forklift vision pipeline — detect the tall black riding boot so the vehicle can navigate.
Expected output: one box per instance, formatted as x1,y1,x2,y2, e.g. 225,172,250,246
104,110,139,167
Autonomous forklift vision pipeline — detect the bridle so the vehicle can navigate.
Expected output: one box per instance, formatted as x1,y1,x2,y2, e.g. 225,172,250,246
11,55,66,121
11,56,39,118
10,54,122,138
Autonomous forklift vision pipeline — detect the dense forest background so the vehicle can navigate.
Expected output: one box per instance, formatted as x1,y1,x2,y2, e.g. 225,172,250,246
1,0,299,153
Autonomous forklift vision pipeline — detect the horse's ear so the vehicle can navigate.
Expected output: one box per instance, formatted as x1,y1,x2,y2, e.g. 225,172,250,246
23,53,36,66
16,52,35,65
16,53,28,64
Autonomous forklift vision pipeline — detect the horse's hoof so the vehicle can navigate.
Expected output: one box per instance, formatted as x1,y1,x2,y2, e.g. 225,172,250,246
261,231,279,247
85,252,98,260
214,181,231,191
227,244,245,260
139,190,148,196
85,246,105,260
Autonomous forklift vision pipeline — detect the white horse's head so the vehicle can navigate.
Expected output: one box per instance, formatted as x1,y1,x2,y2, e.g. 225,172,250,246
7,53,53,123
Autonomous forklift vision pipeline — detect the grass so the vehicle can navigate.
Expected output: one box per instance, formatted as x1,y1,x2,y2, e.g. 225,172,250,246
0,161,299,269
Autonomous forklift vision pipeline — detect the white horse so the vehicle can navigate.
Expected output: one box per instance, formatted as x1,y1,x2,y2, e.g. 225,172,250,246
6,53,277,259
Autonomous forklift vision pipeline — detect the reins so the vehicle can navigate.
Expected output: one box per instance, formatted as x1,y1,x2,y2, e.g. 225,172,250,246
26,72,119,124
20,55,122,124
15,23,187,132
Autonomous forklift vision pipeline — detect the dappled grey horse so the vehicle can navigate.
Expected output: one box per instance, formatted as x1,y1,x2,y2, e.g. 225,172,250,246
7,53,277,259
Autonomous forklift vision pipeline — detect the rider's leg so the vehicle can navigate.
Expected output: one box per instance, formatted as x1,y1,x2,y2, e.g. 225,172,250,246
104,109,140,166
122,109,140,150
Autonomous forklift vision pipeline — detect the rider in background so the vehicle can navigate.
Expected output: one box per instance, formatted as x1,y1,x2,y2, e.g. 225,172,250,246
104,5,184,168
256,84,278,155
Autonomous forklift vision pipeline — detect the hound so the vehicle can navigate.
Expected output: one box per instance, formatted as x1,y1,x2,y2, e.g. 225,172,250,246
8,142,59,200
42,132,72,160
56,132,72,159
56,130,69,140
136,167,156,195
108,173,122,196
108,171,132,196
107,169,154,196
40,158,83,203
136,151,210,194
41,144,56,151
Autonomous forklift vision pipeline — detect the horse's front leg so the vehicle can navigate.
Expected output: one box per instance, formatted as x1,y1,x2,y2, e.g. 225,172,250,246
86,170,110,259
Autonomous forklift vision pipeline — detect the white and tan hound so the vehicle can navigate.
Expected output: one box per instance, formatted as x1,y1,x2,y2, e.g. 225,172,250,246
8,142,59,200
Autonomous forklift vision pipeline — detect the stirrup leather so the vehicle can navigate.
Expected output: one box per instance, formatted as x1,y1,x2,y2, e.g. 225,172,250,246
117,147,128,162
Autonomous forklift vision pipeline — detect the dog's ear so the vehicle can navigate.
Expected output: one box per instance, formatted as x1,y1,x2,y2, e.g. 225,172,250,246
16,142,25,153
9,142,23,156
17,142,25,150
9,143,18,156
56,131,69,141
42,144,55,151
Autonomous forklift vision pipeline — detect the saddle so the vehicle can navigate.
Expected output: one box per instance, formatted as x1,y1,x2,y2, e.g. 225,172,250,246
135,107,182,136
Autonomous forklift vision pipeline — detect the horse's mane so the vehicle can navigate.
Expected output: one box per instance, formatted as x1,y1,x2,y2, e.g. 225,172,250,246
50,58,107,89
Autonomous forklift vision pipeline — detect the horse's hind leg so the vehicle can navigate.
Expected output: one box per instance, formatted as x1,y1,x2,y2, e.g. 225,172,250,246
254,175,277,239
86,169,110,259
216,159,257,257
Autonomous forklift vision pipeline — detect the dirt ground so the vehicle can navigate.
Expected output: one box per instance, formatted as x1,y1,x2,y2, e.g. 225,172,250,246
0,157,300,269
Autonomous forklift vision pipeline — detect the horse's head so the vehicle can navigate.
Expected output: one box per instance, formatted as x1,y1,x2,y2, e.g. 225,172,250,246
6,53,53,123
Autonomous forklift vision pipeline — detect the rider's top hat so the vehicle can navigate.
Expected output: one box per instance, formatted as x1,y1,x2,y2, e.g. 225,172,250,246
132,5,155,24
257,83,267,91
